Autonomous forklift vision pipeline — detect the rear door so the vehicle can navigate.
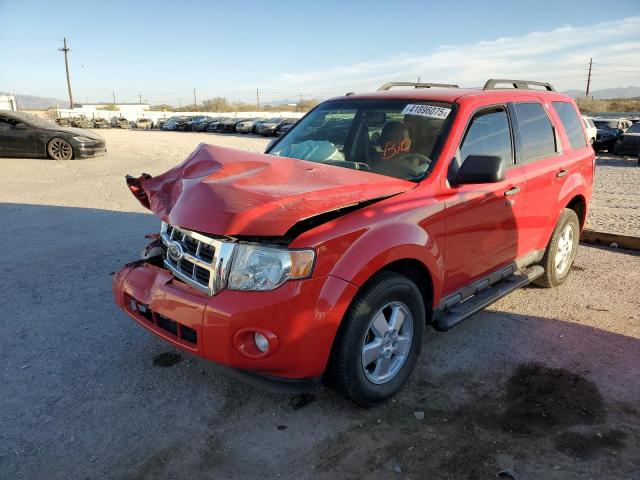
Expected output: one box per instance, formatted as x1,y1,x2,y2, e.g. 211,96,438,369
443,105,527,293
511,101,576,254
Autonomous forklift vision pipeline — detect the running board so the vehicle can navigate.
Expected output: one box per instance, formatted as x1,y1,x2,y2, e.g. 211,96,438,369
432,265,544,332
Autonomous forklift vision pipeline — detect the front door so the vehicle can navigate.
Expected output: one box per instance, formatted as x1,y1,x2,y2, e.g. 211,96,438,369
443,106,526,295
0,116,36,156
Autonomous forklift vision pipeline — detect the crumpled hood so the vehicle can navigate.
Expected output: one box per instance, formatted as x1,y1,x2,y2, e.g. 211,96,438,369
127,143,414,237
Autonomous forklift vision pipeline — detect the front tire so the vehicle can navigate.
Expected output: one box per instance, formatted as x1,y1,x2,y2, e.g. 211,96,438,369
47,138,73,160
328,272,425,407
534,209,579,288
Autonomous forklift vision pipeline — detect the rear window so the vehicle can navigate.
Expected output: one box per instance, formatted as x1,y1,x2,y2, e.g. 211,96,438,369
552,102,587,150
513,103,557,163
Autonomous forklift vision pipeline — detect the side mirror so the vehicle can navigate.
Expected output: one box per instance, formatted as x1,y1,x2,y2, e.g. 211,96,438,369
15,123,28,130
454,155,505,185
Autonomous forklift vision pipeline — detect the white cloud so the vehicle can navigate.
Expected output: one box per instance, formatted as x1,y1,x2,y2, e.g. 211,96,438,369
264,16,640,96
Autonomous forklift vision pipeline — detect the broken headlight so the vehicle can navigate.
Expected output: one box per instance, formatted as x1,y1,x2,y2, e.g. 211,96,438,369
227,244,315,291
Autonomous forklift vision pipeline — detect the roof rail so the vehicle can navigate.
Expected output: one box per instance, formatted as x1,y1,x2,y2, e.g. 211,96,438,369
483,79,555,91
377,82,459,91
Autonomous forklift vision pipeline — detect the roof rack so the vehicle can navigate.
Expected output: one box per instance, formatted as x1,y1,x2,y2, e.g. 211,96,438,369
483,79,555,91
377,82,459,91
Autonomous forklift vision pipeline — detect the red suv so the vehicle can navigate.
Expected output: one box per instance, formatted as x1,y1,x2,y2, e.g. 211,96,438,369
114,79,594,406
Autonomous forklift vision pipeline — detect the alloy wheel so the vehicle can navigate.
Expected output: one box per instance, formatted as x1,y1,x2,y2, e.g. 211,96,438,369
361,301,413,385
48,139,73,160
555,223,575,276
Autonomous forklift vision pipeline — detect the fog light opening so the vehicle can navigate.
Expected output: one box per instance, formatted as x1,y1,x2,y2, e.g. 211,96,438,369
254,332,269,353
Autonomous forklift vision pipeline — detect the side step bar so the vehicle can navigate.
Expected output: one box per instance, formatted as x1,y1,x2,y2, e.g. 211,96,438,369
432,265,544,332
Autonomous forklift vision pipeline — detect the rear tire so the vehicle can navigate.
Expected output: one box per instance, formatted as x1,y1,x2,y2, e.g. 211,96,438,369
534,209,579,288
47,138,73,160
328,272,425,407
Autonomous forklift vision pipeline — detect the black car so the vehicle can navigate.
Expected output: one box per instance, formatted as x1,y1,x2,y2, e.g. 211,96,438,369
274,118,298,136
0,110,106,160
206,117,231,132
613,122,640,156
593,118,632,152
175,116,198,131
193,116,219,132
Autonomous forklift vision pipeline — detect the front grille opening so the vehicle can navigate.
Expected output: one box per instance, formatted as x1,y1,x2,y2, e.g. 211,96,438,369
131,299,153,322
157,314,178,336
126,296,197,346
180,325,197,344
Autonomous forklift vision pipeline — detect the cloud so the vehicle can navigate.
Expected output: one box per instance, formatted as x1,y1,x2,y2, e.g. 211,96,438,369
266,16,640,96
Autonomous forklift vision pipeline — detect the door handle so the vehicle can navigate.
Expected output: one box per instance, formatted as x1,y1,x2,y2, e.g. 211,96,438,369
504,186,520,196
556,169,568,178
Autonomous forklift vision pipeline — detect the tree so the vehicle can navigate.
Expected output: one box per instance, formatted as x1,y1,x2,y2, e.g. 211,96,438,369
150,104,174,112
201,97,232,112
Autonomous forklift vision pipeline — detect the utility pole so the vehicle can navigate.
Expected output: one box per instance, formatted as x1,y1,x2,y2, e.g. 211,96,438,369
178,98,182,108
256,88,260,111
193,88,197,111
138,91,143,104
586,57,593,97
112,90,116,103
59,37,74,109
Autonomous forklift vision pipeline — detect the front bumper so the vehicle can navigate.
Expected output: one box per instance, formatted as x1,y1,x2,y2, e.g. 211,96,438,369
75,142,107,158
112,260,358,380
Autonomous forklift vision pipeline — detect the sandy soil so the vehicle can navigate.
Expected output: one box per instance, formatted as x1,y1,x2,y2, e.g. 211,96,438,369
588,153,640,237
1,130,639,479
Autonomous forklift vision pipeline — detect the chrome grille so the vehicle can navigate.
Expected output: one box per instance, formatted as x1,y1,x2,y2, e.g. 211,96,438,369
160,222,235,296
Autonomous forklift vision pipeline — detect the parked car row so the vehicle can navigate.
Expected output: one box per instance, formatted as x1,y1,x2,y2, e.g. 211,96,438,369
160,115,298,136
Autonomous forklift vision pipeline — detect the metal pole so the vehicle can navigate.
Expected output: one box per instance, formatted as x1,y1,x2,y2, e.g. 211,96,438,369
586,58,592,97
256,88,260,111
112,90,116,103
59,38,74,109
193,88,197,110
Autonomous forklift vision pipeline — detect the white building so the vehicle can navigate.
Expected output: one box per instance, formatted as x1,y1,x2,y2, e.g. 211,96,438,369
0,94,18,111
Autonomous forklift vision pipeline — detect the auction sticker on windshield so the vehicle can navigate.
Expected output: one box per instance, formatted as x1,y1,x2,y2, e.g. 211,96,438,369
402,104,451,119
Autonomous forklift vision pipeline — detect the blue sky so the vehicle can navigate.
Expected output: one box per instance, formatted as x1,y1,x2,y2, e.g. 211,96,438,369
1,0,639,105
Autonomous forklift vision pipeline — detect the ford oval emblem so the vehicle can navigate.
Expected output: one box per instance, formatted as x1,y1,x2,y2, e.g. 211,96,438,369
167,241,184,262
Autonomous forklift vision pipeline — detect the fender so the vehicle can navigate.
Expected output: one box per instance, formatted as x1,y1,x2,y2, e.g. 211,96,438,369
542,171,589,246
295,218,445,307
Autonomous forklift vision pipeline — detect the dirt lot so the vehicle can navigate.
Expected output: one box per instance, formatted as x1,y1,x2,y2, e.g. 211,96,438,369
1,130,639,480
588,153,640,237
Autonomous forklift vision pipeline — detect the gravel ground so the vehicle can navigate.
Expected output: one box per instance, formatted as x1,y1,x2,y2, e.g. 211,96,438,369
1,130,639,480
588,153,640,236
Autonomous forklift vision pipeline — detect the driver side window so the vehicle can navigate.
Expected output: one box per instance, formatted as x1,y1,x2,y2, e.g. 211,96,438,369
0,117,16,130
460,108,513,167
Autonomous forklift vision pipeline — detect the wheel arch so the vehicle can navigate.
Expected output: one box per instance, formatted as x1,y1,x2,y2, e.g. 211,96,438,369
566,194,587,230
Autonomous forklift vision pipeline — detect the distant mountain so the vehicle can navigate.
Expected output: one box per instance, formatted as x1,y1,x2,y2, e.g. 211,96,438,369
563,86,640,99
1,93,68,110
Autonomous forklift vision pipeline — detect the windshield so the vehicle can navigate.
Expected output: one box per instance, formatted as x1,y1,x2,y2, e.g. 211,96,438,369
268,99,453,181
627,123,640,133
18,113,58,128
594,120,618,129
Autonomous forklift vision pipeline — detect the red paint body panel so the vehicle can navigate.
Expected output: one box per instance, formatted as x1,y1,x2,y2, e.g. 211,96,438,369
134,144,414,236
113,87,593,381
113,262,357,378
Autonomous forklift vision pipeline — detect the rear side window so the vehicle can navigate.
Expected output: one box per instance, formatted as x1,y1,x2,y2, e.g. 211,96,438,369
553,101,587,150
459,108,512,166
513,103,557,163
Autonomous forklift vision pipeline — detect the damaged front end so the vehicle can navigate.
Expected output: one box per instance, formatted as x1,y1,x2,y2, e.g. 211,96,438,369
122,143,413,295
